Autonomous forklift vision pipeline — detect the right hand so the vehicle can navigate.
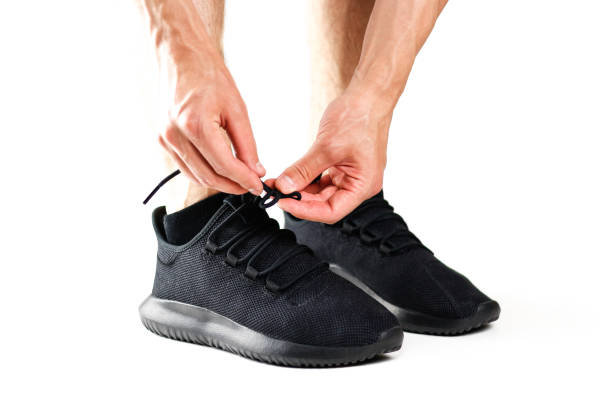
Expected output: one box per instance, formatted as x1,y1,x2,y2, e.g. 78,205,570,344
158,42,265,195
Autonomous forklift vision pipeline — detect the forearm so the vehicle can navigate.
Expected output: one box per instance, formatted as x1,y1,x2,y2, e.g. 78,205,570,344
139,0,263,197
141,0,221,68
349,0,448,110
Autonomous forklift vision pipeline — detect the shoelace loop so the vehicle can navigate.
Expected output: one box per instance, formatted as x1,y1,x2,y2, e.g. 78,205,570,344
341,194,430,255
259,184,301,208
143,169,301,210
205,200,323,292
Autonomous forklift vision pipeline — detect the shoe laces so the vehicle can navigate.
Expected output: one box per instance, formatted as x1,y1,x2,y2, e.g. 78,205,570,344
143,169,301,208
144,169,321,292
207,196,323,292
339,193,430,255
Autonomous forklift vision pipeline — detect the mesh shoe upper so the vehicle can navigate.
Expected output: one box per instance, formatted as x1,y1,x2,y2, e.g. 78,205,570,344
151,193,398,347
284,191,492,319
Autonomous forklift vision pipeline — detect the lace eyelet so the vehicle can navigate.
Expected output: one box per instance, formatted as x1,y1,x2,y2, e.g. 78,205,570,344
204,240,219,254
224,252,239,267
341,219,359,234
379,241,395,255
265,280,281,293
245,265,260,280
359,229,379,244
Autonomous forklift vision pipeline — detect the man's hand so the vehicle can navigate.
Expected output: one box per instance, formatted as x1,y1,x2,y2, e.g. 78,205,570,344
145,0,265,195
274,85,392,223
159,52,265,195
274,0,447,223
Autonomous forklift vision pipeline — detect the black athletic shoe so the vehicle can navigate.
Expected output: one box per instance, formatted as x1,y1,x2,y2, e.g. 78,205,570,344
140,193,403,367
284,191,500,335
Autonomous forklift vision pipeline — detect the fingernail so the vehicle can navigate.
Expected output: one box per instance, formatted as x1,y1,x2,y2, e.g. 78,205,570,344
256,162,266,174
248,188,257,195
278,175,295,191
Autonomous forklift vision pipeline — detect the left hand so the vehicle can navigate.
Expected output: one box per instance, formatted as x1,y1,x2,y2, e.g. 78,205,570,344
273,87,393,223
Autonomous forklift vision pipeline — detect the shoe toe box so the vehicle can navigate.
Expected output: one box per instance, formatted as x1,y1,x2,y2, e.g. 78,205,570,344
284,271,401,348
422,258,497,319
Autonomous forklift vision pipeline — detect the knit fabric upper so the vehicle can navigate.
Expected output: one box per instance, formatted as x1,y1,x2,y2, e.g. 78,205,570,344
151,193,398,347
284,191,491,319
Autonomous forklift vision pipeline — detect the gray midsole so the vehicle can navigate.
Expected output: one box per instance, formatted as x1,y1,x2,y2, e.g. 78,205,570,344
139,295,401,362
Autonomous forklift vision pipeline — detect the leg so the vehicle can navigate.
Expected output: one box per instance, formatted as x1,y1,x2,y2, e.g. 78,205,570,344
165,0,226,212
308,0,375,141
288,1,499,336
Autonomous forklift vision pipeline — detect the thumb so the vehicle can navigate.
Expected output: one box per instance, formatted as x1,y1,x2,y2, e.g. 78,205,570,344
276,146,332,194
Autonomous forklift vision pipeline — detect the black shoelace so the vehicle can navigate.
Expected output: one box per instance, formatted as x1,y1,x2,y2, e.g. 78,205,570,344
205,198,322,292
142,169,301,209
340,194,430,255
143,169,318,292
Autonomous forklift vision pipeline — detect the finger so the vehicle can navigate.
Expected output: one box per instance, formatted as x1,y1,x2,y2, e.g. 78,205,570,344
276,146,333,194
224,106,266,177
263,178,276,189
163,127,247,195
269,174,336,202
290,180,338,202
266,176,335,202
297,184,337,202
192,123,264,194
158,134,199,185
300,173,336,197
278,189,363,224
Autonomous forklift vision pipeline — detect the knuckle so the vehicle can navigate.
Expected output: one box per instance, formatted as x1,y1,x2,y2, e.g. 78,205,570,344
192,168,211,186
211,162,228,177
177,112,201,137
163,129,179,146
206,172,222,187
176,149,188,162
229,99,247,115
197,174,211,186
291,163,311,183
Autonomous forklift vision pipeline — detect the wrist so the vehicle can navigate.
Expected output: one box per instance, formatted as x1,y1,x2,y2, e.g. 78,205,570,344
347,58,414,113
344,77,397,120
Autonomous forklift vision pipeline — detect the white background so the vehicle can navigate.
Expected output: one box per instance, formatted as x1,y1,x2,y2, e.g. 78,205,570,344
1,1,611,407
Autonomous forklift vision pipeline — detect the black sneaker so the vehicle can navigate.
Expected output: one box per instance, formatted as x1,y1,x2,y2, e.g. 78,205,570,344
139,192,403,367
284,191,500,335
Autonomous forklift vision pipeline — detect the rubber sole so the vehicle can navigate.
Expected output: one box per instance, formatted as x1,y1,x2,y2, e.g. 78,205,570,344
139,295,403,367
329,264,500,335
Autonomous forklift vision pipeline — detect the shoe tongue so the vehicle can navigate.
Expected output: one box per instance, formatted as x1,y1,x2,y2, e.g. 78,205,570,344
221,193,266,221
222,193,250,209
207,194,266,240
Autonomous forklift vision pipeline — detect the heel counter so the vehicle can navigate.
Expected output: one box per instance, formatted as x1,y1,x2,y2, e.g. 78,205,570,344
151,206,173,297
